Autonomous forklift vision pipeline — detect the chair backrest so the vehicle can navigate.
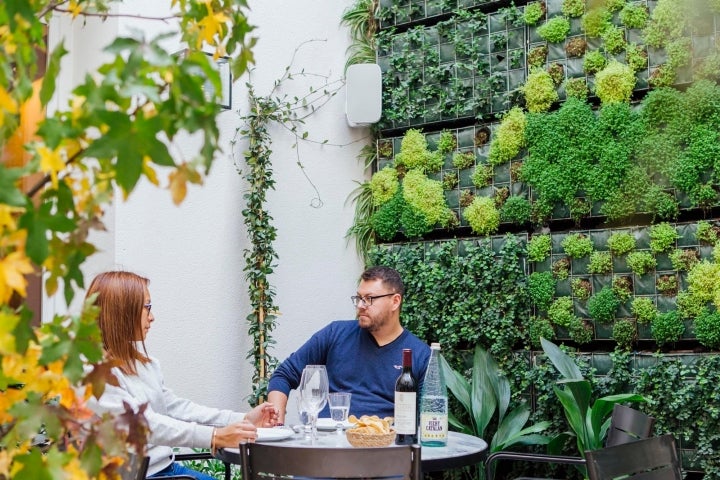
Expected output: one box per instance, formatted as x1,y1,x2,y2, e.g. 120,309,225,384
585,434,682,480
239,442,422,480
119,454,149,480
606,404,655,447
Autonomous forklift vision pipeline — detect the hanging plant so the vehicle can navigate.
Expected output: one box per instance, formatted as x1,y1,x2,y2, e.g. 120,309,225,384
452,151,476,170
601,26,626,55
625,43,648,72
696,221,720,244
669,248,699,271
528,44,549,68
437,130,458,154
500,195,532,223
472,164,494,188
612,275,633,302
403,169,455,231
656,274,678,296
395,129,443,172
552,257,571,279
529,316,556,347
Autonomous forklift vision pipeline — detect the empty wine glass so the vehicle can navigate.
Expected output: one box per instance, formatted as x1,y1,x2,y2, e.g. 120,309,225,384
328,392,351,435
298,365,329,442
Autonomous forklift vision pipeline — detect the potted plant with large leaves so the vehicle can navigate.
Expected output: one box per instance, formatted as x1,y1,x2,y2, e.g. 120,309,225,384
540,338,648,457
440,346,551,457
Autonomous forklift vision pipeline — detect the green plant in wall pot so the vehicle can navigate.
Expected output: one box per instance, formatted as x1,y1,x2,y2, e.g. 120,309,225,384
395,129,443,173
612,318,637,350
607,231,636,256
601,25,626,55
529,316,556,347
651,310,685,347
530,271,557,310
522,68,559,113
626,251,656,276
625,43,648,73
587,251,612,274
561,233,594,259
676,290,706,319
437,130,457,155
472,164,493,188
695,220,720,245
369,166,399,206
581,6,611,37
583,49,607,75
528,44,549,68
452,151,476,170
588,286,621,323
656,274,678,296
564,78,589,100
537,16,571,43
500,195,532,223
694,309,720,349
648,223,679,254
548,296,577,327
463,196,501,236
488,107,527,165
540,338,648,457
552,257,572,280
440,346,552,456
528,234,552,262
571,277,592,300
524,1,547,25
569,317,594,344
562,0,585,18
593,60,636,105
612,276,633,303
631,297,658,324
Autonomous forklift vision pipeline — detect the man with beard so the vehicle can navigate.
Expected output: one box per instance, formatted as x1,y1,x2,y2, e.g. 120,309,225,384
267,266,431,422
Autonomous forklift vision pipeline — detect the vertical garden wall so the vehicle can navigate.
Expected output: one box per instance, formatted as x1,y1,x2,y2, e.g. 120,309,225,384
348,0,720,475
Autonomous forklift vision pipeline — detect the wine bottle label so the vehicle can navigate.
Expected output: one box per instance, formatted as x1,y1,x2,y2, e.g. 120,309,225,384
394,392,417,434
420,412,448,440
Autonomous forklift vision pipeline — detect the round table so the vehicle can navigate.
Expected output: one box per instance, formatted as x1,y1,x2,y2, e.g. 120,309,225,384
216,429,488,473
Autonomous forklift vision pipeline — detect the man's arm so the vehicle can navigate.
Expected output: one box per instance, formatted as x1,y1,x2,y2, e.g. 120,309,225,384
267,391,289,424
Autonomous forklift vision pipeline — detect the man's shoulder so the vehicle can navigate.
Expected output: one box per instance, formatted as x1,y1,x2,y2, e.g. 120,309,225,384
402,330,431,350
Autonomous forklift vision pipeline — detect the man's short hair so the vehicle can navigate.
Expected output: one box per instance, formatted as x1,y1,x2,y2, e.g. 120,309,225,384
361,266,405,296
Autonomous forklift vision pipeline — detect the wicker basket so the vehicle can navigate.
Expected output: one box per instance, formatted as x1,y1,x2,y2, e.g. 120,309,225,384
345,429,396,448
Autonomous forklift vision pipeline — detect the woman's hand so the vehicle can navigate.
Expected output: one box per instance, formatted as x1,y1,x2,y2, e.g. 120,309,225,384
215,420,258,448
245,402,279,427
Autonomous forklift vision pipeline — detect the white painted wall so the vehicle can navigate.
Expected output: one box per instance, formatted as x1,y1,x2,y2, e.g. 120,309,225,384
49,0,368,415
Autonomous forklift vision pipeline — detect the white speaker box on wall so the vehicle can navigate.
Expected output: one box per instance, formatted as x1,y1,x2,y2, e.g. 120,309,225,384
345,63,382,127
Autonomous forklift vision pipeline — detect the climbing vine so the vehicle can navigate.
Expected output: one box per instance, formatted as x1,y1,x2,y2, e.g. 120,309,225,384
233,41,345,404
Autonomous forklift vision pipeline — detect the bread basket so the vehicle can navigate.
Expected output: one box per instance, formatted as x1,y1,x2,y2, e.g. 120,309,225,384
345,428,396,447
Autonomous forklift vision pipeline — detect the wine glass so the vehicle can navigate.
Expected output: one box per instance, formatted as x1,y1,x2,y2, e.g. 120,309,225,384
298,365,329,442
328,392,352,435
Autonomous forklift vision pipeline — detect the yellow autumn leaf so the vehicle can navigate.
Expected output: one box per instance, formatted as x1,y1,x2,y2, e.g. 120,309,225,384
0,311,20,355
196,1,229,48
37,145,65,188
0,86,18,127
0,205,23,231
68,0,83,18
168,169,188,205
0,250,34,302
142,156,160,186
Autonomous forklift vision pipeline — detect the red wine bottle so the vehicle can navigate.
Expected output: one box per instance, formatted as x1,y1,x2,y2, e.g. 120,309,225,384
394,348,418,445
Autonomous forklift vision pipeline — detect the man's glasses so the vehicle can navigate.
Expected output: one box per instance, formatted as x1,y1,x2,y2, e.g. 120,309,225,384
350,293,396,307
143,303,152,313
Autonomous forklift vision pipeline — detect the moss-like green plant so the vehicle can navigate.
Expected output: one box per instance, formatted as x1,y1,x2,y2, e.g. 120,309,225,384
442,171,459,190
649,223,679,254
588,286,620,323
632,297,658,324
372,188,405,241
694,309,720,349
607,232,636,256
561,233,594,258
669,248,699,271
500,195,532,223
463,196,500,235
403,169,454,229
471,164,493,188
581,6,611,37
564,78,589,100
612,276,633,302
436,130,457,155
552,257,571,279
587,251,612,274
488,107,527,164
522,69,558,113
524,1,546,25
626,251,656,275
395,129,443,172
696,221,720,245
548,296,576,327
528,45,549,68
656,274,678,296
620,2,649,29
565,36,588,57
452,151,476,170
583,49,607,75
594,60,636,105
569,317,593,344
537,16,571,43
613,318,637,349
601,26,626,55
651,310,685,346
677,290,707,319
625,43,648,72
643,0,687,48
527,234,552,262
528,316,555,347
571,277,592,300
529,271,556,310
369,166,399,206
562,0,585,18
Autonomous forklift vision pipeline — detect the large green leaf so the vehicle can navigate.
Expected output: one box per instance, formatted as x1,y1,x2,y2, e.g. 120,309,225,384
440,353,470,413
471,346,496,436
541,337,583,379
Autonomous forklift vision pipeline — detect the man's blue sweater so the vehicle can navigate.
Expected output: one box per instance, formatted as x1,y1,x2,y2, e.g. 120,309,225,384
268,320,431,419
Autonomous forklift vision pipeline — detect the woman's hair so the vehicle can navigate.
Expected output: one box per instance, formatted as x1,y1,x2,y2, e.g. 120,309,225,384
86,271,151,375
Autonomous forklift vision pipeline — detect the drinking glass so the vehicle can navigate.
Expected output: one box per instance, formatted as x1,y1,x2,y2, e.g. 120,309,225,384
328,392,352,435
298,365,329,442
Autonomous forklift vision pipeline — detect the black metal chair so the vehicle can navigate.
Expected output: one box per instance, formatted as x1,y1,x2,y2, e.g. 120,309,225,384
238,441,422,480
121,452,230,480
585,434,682,480
485,404,655,480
